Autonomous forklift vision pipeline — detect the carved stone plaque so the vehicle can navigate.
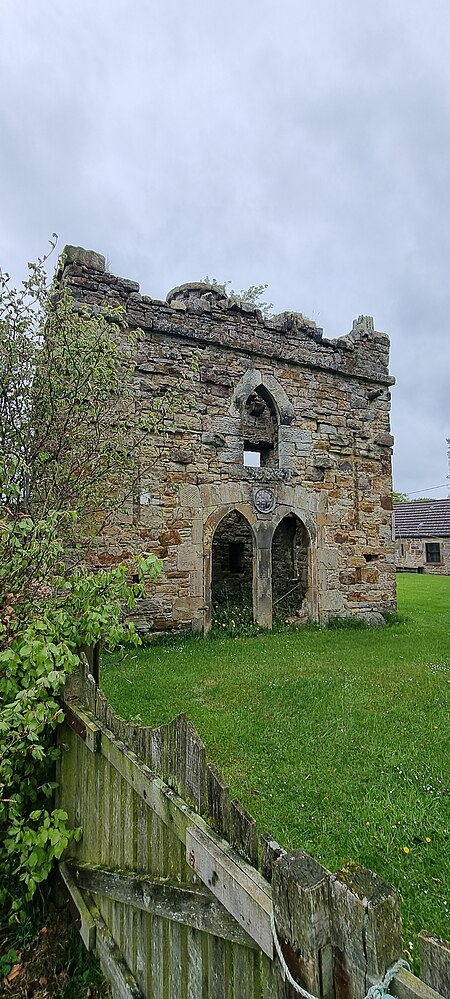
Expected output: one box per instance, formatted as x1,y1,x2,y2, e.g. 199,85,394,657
253,487,276,514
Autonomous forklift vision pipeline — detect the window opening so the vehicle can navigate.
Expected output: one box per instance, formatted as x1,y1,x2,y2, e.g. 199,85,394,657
241,390,278,468
243,442,274,468
244,448,261,468
425,542,441,563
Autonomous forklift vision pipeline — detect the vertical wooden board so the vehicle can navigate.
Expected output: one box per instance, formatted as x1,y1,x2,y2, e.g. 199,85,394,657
171,832,186,882
207,764,231,840
331,864,402,999
151,914,165,999
187,927,207,999
185,719,207,814
159,721,171,783
231,799,259,868
261,952,280,999
232,944,261,999
272,850,332,998
169,918,185,999
121,903,139,994
83,728,99,864
148,803,163,879
419,933,450,999
139,726,154,771
138,908,152,999
113,770,126,955
123,776,137,869
135,794,149,874
224,940,235,999
260,835,286,884
98,749,112,935
151,725,164,776
121,781,137,985
60,726,80,832
95,687,107,723
174,714,188,799
207,933,227,999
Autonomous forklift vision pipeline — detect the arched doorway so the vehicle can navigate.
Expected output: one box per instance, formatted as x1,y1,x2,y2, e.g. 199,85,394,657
271,514,309,622
211,511,254,624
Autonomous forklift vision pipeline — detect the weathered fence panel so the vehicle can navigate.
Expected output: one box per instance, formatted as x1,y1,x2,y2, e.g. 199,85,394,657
58,659,450,999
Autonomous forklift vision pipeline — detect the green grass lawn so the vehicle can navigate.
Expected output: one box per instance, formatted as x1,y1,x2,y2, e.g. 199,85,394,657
102,575,450,951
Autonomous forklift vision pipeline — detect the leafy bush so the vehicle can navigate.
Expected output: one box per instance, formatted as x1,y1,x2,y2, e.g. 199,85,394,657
0,244,164,921
0,491,161,916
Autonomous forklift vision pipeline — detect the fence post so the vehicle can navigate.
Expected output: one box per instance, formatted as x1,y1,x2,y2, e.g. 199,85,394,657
419,932,450,999
330,864,403,999
272,850,333,999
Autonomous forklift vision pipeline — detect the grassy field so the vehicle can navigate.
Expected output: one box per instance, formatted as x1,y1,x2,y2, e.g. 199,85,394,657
102,574,450,951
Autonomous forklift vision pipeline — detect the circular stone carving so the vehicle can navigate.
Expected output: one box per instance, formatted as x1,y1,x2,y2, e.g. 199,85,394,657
253,487,276,514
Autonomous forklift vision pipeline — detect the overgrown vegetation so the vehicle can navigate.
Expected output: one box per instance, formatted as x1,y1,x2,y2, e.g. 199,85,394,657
104,574,450,950
200,276,273,318
0,245,161,929
0,900,110,996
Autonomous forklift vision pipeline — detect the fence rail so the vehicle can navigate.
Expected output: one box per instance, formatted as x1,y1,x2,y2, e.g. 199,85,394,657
58,658,450,999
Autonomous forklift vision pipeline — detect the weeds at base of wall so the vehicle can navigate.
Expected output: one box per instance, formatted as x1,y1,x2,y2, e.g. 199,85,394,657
132,596,408,649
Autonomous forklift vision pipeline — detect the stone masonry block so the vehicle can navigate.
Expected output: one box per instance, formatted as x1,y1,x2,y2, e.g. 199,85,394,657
179,484,201,509
177,544,202,571
318,548,339,569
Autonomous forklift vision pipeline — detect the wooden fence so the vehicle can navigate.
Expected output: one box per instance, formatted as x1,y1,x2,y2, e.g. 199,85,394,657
57,657,450,999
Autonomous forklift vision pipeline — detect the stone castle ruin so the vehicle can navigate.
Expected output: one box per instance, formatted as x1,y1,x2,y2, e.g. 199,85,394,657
60,245,396,631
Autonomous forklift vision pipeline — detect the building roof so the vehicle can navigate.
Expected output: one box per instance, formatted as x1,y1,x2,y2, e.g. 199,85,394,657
394,498,450,538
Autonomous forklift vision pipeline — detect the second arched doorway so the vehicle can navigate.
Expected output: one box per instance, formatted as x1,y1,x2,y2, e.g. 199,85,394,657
271,514,310,622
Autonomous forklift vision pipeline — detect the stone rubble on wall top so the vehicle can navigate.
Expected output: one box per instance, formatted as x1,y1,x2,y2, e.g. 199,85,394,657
60,247,391,361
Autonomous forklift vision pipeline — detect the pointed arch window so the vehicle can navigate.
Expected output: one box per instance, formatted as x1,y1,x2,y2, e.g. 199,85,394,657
241,387,279,468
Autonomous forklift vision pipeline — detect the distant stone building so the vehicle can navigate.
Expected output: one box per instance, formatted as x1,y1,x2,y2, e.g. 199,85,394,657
394,499,450,574
59,245,396,631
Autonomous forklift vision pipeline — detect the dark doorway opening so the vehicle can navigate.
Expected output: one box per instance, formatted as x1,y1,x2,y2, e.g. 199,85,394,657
212,511,254,622
272,514,309,621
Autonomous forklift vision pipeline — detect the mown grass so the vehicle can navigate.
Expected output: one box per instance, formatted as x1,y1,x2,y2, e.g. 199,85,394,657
102,575,450,951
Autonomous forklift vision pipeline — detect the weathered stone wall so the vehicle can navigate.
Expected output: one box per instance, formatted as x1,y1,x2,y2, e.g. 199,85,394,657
396,537,450,575
58,245,396,630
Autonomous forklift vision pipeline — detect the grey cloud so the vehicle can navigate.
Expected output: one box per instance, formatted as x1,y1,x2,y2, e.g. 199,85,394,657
1,0,449,495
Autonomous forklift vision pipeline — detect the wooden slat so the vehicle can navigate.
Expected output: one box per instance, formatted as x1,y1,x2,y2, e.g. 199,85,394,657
64,701,101,753
184,718,207,813
260,835,286,883
186,825,273,959
231,798,259,868
187,927,206,999
392,967,447,999
89,901,144,999
272,850,332,999
207,764,231,840
331,864,403,999
68,863,259,949
419,933,450,999
58,862,96,951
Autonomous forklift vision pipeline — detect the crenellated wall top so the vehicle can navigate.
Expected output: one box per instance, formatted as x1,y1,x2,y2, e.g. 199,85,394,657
59,245,394,386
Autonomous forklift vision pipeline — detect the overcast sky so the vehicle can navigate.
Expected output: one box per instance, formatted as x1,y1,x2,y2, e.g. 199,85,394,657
1,0,449,497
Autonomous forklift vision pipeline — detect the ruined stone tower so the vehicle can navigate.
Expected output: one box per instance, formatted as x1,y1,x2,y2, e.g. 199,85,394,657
60,245,396,632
